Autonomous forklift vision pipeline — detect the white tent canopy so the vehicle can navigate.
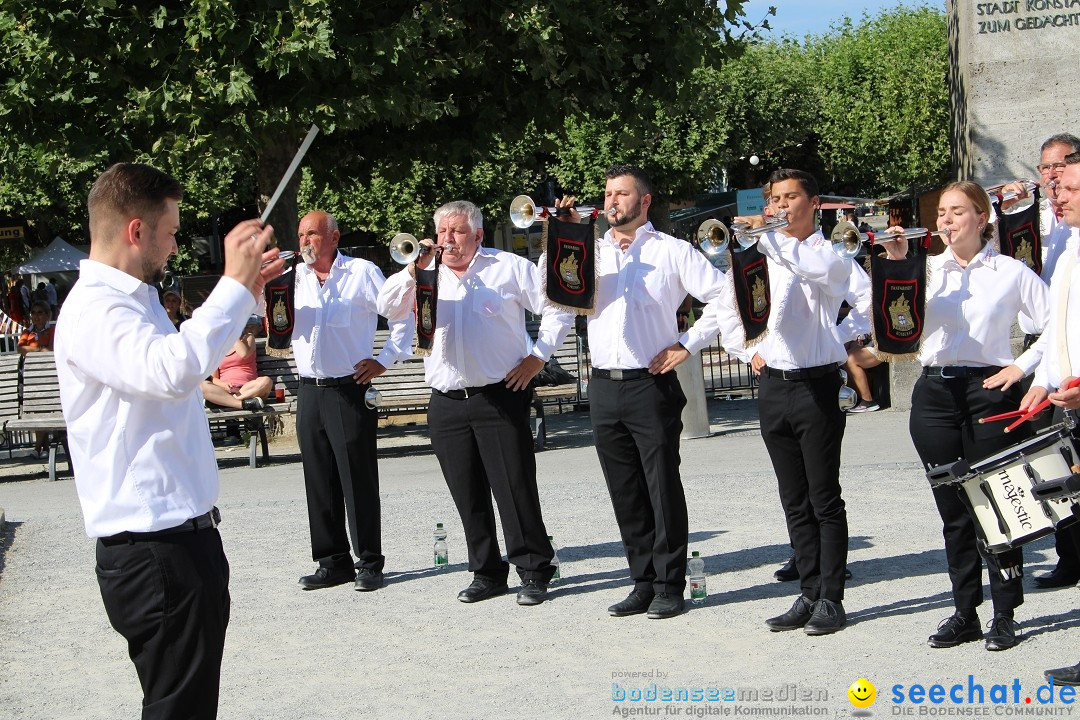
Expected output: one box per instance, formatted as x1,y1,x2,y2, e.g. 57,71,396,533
13,236,88,275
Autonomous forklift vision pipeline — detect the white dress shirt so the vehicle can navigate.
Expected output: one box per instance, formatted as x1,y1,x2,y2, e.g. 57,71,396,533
918,244,1049,372
55,259,255,538
586,222,727,370
836,261,872,345
1032,242,1080,390
377,246,573,392
292,253,412,378
720,229,850,370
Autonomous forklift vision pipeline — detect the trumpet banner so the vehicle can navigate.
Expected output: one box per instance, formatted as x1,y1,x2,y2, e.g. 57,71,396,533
869,253,926,359
264,262,296,358
994,186,1042,276
729,244,771,346
413,256,439,357
544,216,598,314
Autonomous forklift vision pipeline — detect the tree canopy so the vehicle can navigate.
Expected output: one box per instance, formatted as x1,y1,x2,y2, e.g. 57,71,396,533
0,0,754,255
0,1,949,268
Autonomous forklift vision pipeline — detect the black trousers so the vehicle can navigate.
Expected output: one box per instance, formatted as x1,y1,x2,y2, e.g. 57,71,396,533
758,371,848,603
96,529,230,720
297,381,383,572
428,385,555,582
909,375,1026,614
590,372,688,595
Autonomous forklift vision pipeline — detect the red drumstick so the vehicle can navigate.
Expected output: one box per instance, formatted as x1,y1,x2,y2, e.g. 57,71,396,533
979,377,1080,433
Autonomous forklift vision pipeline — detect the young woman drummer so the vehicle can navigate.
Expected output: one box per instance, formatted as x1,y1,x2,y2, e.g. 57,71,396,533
882,181,1049,651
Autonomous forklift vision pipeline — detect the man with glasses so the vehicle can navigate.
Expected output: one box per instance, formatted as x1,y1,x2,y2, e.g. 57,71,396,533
1003,133,1080,590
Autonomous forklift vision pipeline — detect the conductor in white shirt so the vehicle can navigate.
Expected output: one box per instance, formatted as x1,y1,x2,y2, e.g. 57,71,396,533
54,163,284,720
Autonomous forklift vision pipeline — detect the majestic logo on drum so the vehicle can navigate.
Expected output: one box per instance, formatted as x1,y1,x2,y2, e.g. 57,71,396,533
997,471,1033,530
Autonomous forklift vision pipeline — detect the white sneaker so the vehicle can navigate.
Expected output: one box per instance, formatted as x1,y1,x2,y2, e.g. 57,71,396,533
846,400,880,414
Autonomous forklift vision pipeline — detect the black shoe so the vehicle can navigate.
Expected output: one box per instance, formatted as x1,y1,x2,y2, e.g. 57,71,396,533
646,593,685,619
516,579,548,606
354,568,384,592
928,613,982,648
1045,663,1080,686
985,615,1020,651
766,595,814,631
1033,567,1080,589
804,599,846,635
299,566,356,590
242,397,265,412
457,577,508,603
774,556,798,582
608,589,655,617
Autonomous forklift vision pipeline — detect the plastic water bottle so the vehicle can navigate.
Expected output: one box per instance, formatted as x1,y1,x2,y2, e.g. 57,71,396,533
688,551,707,605
433,523,448,568
548,535,561,583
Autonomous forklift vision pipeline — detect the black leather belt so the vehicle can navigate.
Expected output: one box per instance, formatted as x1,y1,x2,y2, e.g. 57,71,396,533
921,366,1002,379
300,375,355,387
100,508,221,545
434,382,505,400
592,368,651,381
760,362,841,381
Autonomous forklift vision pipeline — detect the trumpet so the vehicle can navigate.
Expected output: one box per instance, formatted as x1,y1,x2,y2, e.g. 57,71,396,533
984,179,1039,204
389,233,441,265
509,194,614,228
831,223,952,259
731,211,789,251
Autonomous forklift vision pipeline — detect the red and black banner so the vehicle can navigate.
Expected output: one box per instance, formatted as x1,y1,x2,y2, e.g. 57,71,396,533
545,216,597,314
730,244,770,345
413,257,439,357
869,252,926,358
264,260,297,357
994,187,1042,276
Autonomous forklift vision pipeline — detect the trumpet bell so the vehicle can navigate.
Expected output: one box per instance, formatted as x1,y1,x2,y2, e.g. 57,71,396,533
838,369,858,411
510,195,539,229
830,221,864,260
696,219,730,267
390,233,421,265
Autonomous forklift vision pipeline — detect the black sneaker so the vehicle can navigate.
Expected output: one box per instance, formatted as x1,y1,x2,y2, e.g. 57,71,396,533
846,399,880,414
242,397,265,412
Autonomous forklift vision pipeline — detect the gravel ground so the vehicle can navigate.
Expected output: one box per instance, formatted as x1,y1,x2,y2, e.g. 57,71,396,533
1,399,1078,719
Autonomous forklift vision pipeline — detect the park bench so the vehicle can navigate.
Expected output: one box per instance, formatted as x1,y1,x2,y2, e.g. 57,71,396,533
7,352,71,481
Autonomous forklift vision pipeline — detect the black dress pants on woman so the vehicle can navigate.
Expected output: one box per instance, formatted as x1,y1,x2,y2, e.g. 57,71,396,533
909,374,1027,615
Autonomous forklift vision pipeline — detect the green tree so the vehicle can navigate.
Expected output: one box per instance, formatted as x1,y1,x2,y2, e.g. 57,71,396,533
809,6,949,196
0,0,753,252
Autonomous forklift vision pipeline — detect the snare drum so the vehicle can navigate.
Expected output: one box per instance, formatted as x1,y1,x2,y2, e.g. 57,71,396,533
959,425,1080,553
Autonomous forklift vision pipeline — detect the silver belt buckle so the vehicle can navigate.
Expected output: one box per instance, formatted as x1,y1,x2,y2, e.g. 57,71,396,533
609,369,625,381
939,367,959,379
462,387,471,399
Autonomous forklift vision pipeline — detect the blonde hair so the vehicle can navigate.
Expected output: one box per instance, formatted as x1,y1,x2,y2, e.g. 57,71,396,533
940,181,994,243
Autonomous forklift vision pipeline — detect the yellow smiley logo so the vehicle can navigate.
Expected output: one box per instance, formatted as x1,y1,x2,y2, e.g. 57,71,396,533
848,678,876,709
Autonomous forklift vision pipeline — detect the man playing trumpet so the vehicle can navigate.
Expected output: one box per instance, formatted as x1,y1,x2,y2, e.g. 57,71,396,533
378,201,573,606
